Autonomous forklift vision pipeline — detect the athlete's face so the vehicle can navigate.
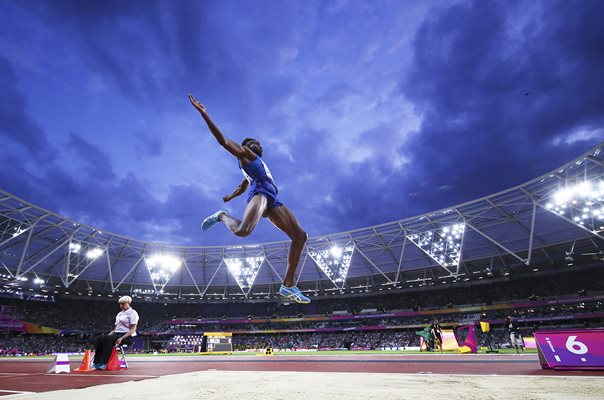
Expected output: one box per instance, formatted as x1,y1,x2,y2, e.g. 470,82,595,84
246,140,263,157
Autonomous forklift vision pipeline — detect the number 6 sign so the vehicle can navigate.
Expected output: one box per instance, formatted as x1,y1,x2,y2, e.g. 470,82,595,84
534,328,604,370
565,336,588,355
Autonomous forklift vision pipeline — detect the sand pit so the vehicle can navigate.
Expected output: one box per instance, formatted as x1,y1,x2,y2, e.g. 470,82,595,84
14,370,604,400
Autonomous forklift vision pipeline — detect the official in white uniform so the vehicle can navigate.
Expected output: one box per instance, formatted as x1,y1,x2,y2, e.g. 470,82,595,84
92,296,139,369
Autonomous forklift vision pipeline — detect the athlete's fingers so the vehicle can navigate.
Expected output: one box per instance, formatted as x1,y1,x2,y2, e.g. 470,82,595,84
189,93,199,105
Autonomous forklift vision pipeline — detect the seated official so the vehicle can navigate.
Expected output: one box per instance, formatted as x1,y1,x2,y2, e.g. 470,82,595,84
93,295,139,370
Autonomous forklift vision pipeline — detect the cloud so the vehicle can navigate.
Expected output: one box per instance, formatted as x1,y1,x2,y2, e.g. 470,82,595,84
18,0,168,100
400,0,604,213
0,52,214,245
0,56,72,214
66,132,117,182
134,132,163,158
552,127,604,147
2,0,602,248
0,56,55,159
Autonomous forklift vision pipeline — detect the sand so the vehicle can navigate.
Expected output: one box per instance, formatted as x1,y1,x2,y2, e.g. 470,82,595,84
12,370,604,400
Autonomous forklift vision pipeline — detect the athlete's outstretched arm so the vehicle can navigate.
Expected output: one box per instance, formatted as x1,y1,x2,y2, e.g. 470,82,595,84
223,178,249,203
188,93,247,159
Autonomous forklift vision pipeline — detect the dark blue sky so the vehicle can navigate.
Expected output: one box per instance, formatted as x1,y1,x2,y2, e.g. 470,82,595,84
1,0,603,246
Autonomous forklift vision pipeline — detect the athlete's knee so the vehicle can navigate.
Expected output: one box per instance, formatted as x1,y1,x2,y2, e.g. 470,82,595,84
293,229,307,244
234,225,254,237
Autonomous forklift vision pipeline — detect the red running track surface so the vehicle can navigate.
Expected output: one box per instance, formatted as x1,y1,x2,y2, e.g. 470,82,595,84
1,354,602,396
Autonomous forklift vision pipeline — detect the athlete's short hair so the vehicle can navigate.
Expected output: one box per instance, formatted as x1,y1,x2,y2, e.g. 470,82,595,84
118,296,132,304
241,138,258,147
242,138,262,156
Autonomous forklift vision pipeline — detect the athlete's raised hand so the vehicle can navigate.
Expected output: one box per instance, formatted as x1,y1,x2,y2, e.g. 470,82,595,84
189,94,251,160
188,93,206,114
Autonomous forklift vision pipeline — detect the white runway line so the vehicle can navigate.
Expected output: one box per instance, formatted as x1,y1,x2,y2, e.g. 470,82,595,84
45,373,160,378
0,373,44,377
0,389,35,394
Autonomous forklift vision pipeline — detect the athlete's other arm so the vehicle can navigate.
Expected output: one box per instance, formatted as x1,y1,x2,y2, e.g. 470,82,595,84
188,93,253,161
223,178,249,203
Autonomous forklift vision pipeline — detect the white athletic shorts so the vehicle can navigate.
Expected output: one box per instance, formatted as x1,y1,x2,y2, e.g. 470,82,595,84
510,332,523,347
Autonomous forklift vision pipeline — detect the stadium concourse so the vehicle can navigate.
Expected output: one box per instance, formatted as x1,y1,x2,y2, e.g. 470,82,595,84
0,144,604,398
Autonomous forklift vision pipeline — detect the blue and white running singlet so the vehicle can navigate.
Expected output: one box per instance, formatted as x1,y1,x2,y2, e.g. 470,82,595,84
239,157,283,209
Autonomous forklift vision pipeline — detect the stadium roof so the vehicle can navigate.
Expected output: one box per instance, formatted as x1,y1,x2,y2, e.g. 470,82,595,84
1,142,604,300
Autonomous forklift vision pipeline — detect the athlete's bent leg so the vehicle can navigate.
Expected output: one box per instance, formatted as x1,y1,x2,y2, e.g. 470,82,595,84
221,195,267,237
267,205,307,287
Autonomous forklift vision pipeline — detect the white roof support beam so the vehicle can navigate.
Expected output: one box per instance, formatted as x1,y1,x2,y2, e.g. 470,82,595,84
182,260,202,296
527,200,537,265
263,258,283,283
202,260,224,296
114,252,146,292
353,243,393,284
464,221,527,265
294,249,309,286
16,214,48,276
395,234,407,284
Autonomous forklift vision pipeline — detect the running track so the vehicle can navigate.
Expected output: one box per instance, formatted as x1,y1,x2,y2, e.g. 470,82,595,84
1,354,602,396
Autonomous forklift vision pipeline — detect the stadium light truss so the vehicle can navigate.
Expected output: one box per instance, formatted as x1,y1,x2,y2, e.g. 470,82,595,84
144,254,182,293
308,245,355,289
68,242,103,261
12,226,26,238
546,180,604,232
0,218,26,244
69,242,81,254
86,247,103,260
64,242,105,286
407,224,465,271
1,142,603,296
224,256,264,294
132,288,155,295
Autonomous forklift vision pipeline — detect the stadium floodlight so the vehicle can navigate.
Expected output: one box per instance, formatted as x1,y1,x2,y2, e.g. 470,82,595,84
407,224,465,270
133,288,154,295
308,245,354,289
86,247,103,260
224,256,264,294
69,242,81,254
12,226,26,238
545,180,604,232
33,277,44,285
144,254,182,293
64,243,107,286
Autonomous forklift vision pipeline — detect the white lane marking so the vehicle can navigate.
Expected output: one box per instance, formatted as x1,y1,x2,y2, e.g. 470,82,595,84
0,373,37,376
45,373,159,378
0,389,35,394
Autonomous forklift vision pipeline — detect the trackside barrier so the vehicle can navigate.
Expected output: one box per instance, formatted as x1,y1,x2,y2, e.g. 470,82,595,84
534,328,604,370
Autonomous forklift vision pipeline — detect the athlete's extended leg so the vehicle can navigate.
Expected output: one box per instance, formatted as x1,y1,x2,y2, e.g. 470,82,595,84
220,194,267,237
267,205,307,287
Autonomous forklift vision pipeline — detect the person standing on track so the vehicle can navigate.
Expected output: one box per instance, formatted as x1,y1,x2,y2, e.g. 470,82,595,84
430,318,443,352
505,315,524,354
188,93,310,304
